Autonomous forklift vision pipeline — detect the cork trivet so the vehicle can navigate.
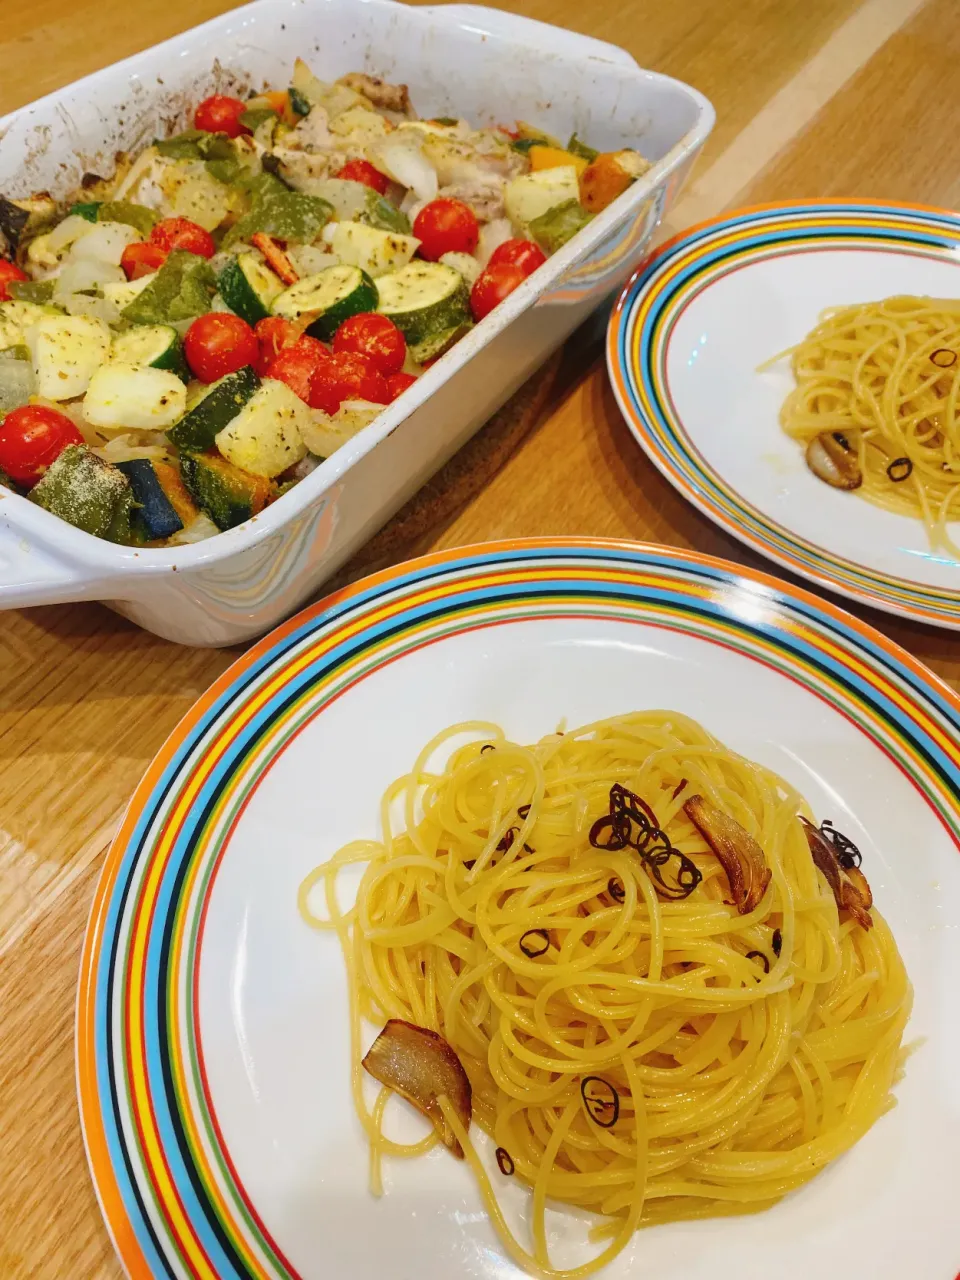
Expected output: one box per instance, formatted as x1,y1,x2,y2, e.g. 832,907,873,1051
332,352,562,586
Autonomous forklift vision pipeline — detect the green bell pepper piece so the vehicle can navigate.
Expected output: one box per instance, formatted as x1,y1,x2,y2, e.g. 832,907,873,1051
528,199,593,253
121,249,217,324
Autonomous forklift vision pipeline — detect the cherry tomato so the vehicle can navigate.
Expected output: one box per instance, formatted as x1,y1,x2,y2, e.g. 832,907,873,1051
194,94,250,138
335,159,390,196
413,198,479,261
184,313,259,383
150,217,216,259
487,238,546,276
253,316,301,376
309,351,390,414
0,260,28,301
332,312,406,376
470,262,528,322
120,242,167,281
0,405,84,488
265,336,332,403
385,371,418,402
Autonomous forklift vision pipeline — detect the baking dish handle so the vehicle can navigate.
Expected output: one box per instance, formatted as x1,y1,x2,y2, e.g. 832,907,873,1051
421,5,639,68
0,515,105,606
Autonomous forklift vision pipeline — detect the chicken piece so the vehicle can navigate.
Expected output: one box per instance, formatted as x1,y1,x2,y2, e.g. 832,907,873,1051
421,130,525,187
289,106,337,152
273,148,335,191
416,129,524,223
338,72,415,118
271,103,380,187
328,105,391,148
437,181,506,223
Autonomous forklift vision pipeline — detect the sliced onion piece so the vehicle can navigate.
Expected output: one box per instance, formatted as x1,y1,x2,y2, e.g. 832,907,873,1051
307,178,375,223
54,258,125,298
169,512,220,545
476,217,514,266
683,794,772,914
61,293,121,325
368,133,437,205
302,401,382,458
46,213,97,255
361,1019,472,1157
70,220,140,266
287,243,339,277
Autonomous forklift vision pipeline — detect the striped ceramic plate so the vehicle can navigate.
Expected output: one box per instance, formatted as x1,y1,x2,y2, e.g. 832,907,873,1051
77,539,960,1280
607,200,960,628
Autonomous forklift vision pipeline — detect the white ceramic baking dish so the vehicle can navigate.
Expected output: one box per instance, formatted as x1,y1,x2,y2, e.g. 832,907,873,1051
0,0,713,646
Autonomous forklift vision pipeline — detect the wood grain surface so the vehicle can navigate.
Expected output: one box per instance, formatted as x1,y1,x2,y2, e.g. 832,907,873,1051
0,0,955,1275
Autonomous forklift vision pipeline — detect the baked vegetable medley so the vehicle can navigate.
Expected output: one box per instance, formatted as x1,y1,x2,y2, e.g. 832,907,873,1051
0,62,650,545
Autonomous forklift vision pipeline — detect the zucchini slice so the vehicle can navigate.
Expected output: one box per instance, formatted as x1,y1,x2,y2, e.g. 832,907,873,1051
83,363,187,431
504,166,581,231
116,458,184,540
0,300,60,354
375,261,470,346
102,274,155,311
166,365,261,451
330,221,420,279
214,378,309,478
218,252,284,326
109,324,189,380
3,300,62,330
0,355,35,412
25,314,111,401
179,452,274,531
408,320,473,365
272,265,378,341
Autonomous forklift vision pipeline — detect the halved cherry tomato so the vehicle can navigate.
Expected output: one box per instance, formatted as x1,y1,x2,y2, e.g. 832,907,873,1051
253,316,301,376
332,313,406,376
487,238,546,276
0,405,84,488
413,198,479,261
309,351,390,414
120,242,167,281
266,336,332,403
184,313,259,383
194,94,250,138
385,371,418,402
335,159,390,196
470,262,528,322
0,260,28,301
150,217,216,259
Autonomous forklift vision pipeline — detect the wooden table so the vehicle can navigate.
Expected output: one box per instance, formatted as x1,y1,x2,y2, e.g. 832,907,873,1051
0,0,955,1274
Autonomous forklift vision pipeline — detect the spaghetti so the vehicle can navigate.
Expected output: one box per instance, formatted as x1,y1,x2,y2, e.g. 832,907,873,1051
299,712,911,1278
769,295,960,554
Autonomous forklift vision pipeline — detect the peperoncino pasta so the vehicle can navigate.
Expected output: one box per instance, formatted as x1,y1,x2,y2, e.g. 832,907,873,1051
299,711,912,1278
768,295,960,555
